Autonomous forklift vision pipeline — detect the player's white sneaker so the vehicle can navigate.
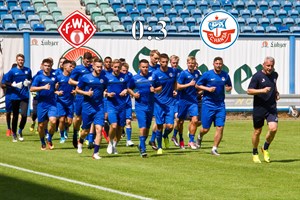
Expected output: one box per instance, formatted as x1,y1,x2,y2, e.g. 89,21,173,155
107,143,113,154
77,143,83,154
92,153,102,160
126,140,134,147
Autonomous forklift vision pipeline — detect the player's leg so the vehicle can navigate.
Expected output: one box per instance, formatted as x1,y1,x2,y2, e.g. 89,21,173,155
5,95,12,136
30,99,38,133
57,102,67,143
211,106,226,155
171,102,179,146
78,107,95,154
72,97,83,148
107,109,117,154
37,103,49,150
92,106,105,159
11,100,21,142
186,104,198,149
162,105,175,149
197,104,213,148
136,109,149,157
17,99,28,141
154,103,165,153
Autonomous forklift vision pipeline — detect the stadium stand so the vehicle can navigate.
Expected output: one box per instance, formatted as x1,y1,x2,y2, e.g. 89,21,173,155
252,25,265,33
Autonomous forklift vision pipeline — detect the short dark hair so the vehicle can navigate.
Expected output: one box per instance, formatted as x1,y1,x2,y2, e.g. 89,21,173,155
83,52,93,60
42,58,53,65
213,57,223,63
139,59,149,65
160,53,169,61
93,58,103,63
104,56,112,61
62,59,72,66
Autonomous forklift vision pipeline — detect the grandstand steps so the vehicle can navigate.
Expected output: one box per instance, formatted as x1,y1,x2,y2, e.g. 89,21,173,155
56,0,88,18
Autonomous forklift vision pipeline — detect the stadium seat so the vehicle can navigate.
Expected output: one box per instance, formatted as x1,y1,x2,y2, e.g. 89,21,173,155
237,17,246,27
253,26,265,33
134,16,145,23
0,23,3,30
112,24,125,32
136,0,147,11
295,18,300,25
160,0,172,11
1,14,13,26
172,17,183,27
153,8,165,19
32,23,45,31
121,16,132,27
147,16,158,27
45,0,58,9
45,23,58,31
185,0,196,11
0,5,8,16
222,0,232,11
233,0,245,12
288,9,299,20
19,0,31,10
228,8,239,18
6,0,18,8
49,7,63,18
203,8,213,16
264,9,276,20
19,23,31,31
110,0,121,10
269,0,280,12
28,15,41,27
148,0,159,10
252,9,263,20
41,15,54,25
97,0,110,8
126,24,132,31
129,8,140,19
23,6,35,18
116,7,127,19
10,6,22,17
90,7,101,21
240,9,251,19
99,24,112,31
32,0,44,10
141,8,152,19
270,17,282,29
196,17,203,25
257,1,268,12
281,0,292,12
173,0,184,10
4,23,17,31
178,8,190,19
14,14,27,27
258,17,270,29
151,25,163,32
289,26,300,33
166,25,177,33
165,8,177,19
191,8,202,19
196,0,208,10
159,16,171,25
102,7,115,18
37,7,49,17
123,0,134,10
265,25,277,33
276,9,287,20
107,16,120,25
245,1,256,12
209,0,221,10
293,1,300,13
184,17,196,28
85,0,97,15
282,17,294,28
246,17,258,28
240,25,252,33
54,15,64,26
277,25,289,33
190,25,199,33
0,0,4,6
177,25,189,33
94,15,107,26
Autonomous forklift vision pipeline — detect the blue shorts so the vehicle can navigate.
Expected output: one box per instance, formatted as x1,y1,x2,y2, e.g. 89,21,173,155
5,96,12,112
174,101,179,113
136,107,154,128
126,105,132,120
154,103,175,125
81,104,105,129
177,102,198,120
103,98,108,113
253,107,278,128
37,102,57,123
107,106,126,127
201,104,226,129
57,102,74,118
74,96,83,116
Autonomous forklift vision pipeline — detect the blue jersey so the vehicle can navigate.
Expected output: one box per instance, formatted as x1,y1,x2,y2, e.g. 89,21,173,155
177,69,201,104
123,71,133,105
77,72,107,108
128,72,161,110
1,73,13,97
36,69,57,76
153,67,177,105
55,68,63,76
197,69,232,106
70,64,93,99
31,72,57,104
106,72,129,110
56,74,75,106
6,66,32,100
103,68,112,74
149,63,160,73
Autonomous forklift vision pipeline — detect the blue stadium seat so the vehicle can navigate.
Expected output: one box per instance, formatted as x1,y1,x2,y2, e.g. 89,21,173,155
203,8,213,15
289,26,300,33
269,0,280,12
184,17,196,28
196,17,203,25
10,6,22,17
228,8,239,18
209,0,221,10
240,25,252,33
251,9,263,20
141,8,152,19
24,6,35,18
112,24,125,32
177,25,189,33
172,16,183,27
107,15,120,25
257,1,268,12
110,0,121,10
0,23,3,30
20,0,31,9
246,17,258,28
148,0,159,10
0,0,4,6
160,0,172,10
134,16,145,23
6,0,18,8
165,8,177,19
32,23,45,31
185,0,196,11
281,0,292,12
159,16,171,25
258,17,270,29
37,7,49,17
237,17,246,27
19,23,31,31
49,7,62,18
293,1,300,13
253,25,265,33
28,15,41,27
178,8,190,19
14,14,27,27
295,18,300,25
276,9,287,20
245,1,256,12
116,7,127,19
288,9,299,20
41,14,54,25
277,25,289,33
129,8,140,19
147,16,158,26
166,25,177,33
1,14,13,26
190,25,199,33
32,0,44,10
173,0,184,10
154,8,165,18
264,9,276,20
151,25,162,32
5,23,17,31
265,25,277,33
282,17,294,28
123,0,134,10
191,8,201,19
0,5,8,16
125,24,132,31
136,0,147,11
196,0,208,10
270,17,282,29
233,0,245,12
97,0,110,9
240,9,251,19
222,0,232,11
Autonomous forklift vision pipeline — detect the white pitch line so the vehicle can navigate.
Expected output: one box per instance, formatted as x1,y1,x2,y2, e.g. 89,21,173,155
0,162,153,200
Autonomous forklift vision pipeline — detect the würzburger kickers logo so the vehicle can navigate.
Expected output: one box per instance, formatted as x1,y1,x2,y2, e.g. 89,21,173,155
200,10,239,50
58,10,96,48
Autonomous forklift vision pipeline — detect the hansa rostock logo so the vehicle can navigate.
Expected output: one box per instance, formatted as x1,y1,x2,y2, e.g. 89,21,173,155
58,10,96,49
200,10,239,50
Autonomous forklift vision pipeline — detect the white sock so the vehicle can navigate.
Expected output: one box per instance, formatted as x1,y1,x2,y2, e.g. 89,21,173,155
212,146,218,151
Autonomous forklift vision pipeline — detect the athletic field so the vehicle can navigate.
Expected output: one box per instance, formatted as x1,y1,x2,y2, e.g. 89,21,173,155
0,119,299,200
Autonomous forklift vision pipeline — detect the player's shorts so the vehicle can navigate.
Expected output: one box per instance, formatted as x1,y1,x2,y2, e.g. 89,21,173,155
154,103,175,125
253,107,278,129
103,98,108,113
5,96,12,112
198,100,202,122
136,106,154,128
126,105,132,120
81,104,105,129
177,102,198,120
107,106,126,127
174,101,179,113
201,104,226,129
74,96,84,116
57,102,74,118
37,102,57,123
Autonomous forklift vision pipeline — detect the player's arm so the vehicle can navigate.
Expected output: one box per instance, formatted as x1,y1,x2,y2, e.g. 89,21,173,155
127,88,140,99
30,84,50,92
76,86,93,97
197,85,216,93
68,78,78,86
177,79,196,90
247,87,271,95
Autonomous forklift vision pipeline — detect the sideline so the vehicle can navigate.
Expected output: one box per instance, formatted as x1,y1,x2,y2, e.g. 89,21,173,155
0,162,153,200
